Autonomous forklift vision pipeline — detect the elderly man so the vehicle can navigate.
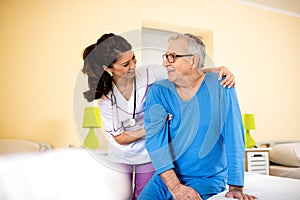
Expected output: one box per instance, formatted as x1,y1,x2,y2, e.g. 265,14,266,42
139,33,257,200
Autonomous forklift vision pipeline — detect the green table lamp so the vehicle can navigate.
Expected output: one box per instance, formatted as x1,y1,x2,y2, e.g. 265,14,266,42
242,114,256,148
82,107,102,150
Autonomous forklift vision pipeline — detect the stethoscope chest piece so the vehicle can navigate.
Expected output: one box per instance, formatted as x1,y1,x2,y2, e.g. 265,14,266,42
129,118,136,126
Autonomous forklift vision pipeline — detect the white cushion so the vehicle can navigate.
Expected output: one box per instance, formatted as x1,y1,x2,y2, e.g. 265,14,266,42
269,143,300,167
0,139,41,155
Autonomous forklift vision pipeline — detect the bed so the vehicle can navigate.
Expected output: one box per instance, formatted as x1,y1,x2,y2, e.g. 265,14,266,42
0,139,52,154
209,172,300,200
256,140,300,180
0,143,131,200
0,139,300,200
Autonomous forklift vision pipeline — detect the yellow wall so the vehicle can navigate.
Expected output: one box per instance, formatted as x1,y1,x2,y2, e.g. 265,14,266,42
1,0,300,148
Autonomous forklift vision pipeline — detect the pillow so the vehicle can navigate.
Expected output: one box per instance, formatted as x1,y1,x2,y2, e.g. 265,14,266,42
0,139,41,155
269,143,300,167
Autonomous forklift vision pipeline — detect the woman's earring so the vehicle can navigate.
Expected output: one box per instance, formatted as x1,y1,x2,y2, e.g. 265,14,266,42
104,65,113,76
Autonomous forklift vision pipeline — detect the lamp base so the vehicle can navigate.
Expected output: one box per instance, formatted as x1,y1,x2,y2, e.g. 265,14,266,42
84,128,99,150
245,132,256,148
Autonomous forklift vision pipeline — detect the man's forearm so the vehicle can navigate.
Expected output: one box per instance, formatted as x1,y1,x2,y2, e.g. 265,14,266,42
159,169,181,193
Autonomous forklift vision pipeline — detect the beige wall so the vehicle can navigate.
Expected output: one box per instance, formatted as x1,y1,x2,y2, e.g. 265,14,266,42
0,0,299,148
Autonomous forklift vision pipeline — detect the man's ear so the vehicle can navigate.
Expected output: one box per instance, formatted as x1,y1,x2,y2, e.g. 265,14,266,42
191,55,199,67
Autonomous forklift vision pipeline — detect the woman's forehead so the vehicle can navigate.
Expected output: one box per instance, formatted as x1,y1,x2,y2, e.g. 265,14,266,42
115,50,134,63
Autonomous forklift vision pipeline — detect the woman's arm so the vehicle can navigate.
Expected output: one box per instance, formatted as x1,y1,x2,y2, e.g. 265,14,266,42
203,66,235,88
112,128,145,145
99,98,145,145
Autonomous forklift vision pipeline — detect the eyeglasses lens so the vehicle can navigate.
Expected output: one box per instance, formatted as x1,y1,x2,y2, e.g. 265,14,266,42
163,54,175,63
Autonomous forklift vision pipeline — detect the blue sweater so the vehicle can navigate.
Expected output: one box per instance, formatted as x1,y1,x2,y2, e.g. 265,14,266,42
144,73,245,195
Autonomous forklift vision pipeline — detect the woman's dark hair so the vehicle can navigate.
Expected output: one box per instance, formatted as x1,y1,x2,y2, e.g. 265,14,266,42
82,33,132,102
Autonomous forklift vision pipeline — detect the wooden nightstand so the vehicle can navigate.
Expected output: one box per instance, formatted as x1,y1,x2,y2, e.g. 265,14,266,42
245,148,270,175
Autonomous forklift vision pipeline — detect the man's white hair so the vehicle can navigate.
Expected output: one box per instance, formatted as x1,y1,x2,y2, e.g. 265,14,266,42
168,33,206,69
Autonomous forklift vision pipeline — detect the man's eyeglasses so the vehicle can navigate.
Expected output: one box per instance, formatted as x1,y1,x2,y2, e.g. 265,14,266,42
162,53,194,63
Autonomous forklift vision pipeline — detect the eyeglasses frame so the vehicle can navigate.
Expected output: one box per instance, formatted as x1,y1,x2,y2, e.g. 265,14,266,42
162,53,194,63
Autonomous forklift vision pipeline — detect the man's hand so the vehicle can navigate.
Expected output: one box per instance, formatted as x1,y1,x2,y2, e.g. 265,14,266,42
160,169,202,200
171,183,202,200
225,186,258,200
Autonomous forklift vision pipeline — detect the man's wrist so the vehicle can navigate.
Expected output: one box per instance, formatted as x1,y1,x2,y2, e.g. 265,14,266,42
229,188,242,193
159,169,181,193
228,185,243,193
168,181,181,193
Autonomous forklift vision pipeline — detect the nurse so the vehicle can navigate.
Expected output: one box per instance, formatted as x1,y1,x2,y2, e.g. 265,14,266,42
82,33,235,200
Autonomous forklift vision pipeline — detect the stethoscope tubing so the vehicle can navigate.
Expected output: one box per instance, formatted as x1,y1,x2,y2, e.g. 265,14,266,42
111,77,137,132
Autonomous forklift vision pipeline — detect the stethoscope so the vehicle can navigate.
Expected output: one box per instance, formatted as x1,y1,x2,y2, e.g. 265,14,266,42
111,77,136,132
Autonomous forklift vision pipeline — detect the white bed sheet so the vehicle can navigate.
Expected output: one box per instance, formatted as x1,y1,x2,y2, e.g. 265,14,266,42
1,148,300,200
209,172,300,200
0,148,132,200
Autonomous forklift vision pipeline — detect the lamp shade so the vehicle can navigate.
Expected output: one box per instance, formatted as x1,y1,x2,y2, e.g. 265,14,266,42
82,107,102,128
242,114,256,130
